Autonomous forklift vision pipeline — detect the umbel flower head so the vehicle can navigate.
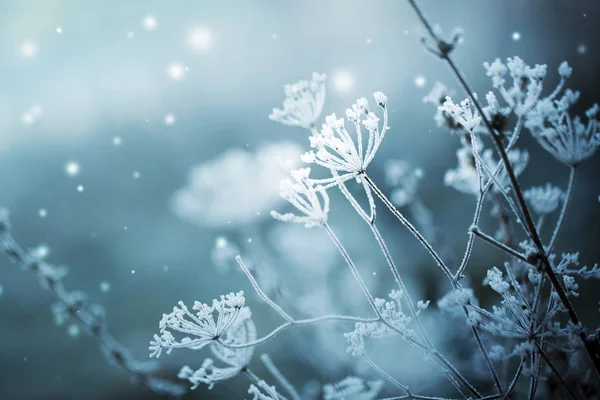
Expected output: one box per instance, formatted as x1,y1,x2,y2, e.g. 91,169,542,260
177,307,256,390
149,291,246,358
301,92,389,185
170,142,302,228
444,145,529,196
524,183,564,215
271,168,330,228
483,56,550,116
322,376,383,400
439,96,482,131
525,89,599,167
269,72,326,129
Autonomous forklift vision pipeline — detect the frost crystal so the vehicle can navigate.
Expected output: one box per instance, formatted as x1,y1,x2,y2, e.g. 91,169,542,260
270,168,330,228
438,288,476,316
302,93,389,185
523,183,564,215
440,96,482,131
323,376,383,400
149,292,246,358
269,72,326,129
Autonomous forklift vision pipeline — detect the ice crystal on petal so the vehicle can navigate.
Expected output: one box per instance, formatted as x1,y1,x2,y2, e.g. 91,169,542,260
524,183,564,215
323,376,383,400
149,291,246,358
271,168,330,228
269,72,326,129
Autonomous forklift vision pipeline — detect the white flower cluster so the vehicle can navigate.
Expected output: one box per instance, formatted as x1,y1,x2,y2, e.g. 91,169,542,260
171,142,302,227
150,291,246,358
526,90,599,167
523,183,564,215
270,168,330,228
177,307,256,389
444,145,529,196
269,72,326,129
301,92,389,185
384,159,424,207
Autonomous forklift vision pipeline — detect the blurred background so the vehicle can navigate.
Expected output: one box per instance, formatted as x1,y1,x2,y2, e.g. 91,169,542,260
0,0,599,399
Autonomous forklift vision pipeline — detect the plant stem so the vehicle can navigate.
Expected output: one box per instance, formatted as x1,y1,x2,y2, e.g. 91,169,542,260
548,166,577,252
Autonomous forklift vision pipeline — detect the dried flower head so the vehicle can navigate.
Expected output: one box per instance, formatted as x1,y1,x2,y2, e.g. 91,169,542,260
526,90,599,166
149,291,246,358
271,168,330,228
301,93,389,185
524,183,564,215
177,307,256,390
269,72,326,129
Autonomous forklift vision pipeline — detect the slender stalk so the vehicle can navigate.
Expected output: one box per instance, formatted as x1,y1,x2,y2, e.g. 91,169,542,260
364,353,408,391
244,367,286,400
470,227,529,264
260,354,301,400
405,0,600,375
363,174,453,280
533,341,582,400
548,166,576,252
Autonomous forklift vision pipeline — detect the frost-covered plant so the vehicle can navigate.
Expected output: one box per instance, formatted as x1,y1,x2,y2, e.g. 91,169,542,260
269,72,326,129
0,209,185,397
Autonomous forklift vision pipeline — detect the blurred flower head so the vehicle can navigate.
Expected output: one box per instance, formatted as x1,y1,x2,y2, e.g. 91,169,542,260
269,72,326,129
171,141,302,227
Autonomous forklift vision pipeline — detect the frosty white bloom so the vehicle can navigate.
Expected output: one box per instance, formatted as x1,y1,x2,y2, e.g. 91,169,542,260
269,72,326,129
524,183,564,215
486,267,510,294
525,91,599,166
483,57,549,116
440,96,482,131
562,275,579,297
384,159,423,207
270,168,329,228
423,82,463,132
149,291,246,358
347,290,413,340
323,376,383,400
248,383,278,400
171,142,302,227
445,146,529,196
302,93,389,185
177,307,256,390
438,288,476,316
